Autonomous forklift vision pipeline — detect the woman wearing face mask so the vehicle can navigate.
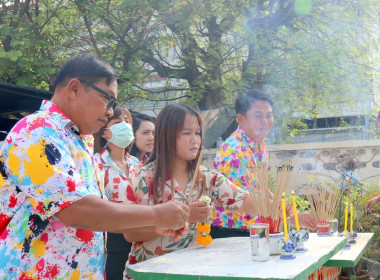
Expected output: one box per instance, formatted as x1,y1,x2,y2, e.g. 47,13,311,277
93,106,141,280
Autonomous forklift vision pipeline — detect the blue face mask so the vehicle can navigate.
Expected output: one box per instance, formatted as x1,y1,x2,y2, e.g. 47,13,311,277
108,122,134,148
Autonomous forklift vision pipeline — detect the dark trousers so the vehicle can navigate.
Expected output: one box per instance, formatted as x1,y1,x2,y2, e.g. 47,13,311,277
105,233,131,280
210,225,249,239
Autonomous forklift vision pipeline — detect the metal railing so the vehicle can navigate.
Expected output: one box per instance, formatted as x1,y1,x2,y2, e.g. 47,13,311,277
267,126,376,144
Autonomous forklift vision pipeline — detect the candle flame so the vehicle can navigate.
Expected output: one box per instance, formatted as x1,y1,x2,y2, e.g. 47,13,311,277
292,190,295,195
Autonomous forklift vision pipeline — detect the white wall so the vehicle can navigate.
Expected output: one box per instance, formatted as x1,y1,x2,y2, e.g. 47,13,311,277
203,139,380,193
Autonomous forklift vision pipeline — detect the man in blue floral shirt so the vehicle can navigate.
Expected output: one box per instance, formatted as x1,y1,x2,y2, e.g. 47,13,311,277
212,90,317,238
211,90,273,237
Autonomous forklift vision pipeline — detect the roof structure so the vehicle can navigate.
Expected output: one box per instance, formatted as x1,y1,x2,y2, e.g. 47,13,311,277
0,82,53,140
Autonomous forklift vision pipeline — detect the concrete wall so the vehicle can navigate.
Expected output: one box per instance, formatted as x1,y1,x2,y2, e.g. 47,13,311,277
202,139,380,193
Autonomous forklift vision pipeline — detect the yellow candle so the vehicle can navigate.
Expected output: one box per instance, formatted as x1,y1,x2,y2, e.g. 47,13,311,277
350,203,353,232
291,190,300,231
344,203,348,236
282,193,288,241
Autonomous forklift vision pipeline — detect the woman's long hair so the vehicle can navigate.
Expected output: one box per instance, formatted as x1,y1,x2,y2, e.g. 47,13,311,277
147,104,204,204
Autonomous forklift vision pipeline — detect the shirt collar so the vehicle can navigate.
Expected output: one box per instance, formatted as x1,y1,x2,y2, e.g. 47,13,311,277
236,126,265,147
98,149,131,169
99,149,114,167
40,100,80,134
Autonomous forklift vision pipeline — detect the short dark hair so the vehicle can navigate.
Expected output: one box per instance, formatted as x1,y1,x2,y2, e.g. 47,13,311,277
235,89,274,115
53,53,119,90
132,113,155,133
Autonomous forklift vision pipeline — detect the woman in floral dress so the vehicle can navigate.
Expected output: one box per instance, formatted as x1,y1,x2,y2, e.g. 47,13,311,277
122,104,263,278
93,106,141,280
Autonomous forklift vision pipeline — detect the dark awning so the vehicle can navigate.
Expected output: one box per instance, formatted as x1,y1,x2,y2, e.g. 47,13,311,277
0,82,53,140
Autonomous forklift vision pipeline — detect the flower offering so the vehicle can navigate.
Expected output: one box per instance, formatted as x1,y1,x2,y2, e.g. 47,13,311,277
196,195,213,246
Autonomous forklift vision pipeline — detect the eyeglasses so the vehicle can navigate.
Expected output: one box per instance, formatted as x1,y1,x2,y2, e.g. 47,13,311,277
79,79,117,110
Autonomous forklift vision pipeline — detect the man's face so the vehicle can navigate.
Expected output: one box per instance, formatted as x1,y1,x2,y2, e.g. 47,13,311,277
76,78,118,135
237,100,273,143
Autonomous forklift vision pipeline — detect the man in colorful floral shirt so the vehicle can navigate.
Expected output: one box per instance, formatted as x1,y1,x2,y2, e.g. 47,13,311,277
212,90,317,238
0,53,189,279
211,90,274,237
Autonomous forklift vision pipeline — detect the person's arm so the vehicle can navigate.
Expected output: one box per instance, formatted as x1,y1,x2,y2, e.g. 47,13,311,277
55,195,189,232
211,170,262,216
123,227,161,242
365,195,380,212
238,193,260,216
123,224,188,242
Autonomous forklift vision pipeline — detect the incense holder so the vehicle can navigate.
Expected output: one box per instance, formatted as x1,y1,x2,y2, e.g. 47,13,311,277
338,232,352,248
269,232,285,255
289,229,309,252
316,223,331,237
348,231,357,244
280,239,296,259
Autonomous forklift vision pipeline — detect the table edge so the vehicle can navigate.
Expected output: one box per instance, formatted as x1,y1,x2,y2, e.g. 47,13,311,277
324,233,375,267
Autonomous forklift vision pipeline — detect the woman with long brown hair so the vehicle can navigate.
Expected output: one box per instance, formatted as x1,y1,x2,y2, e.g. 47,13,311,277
122,104,262,276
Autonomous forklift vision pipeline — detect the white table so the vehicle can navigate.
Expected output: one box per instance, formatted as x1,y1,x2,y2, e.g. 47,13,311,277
127,233,348,280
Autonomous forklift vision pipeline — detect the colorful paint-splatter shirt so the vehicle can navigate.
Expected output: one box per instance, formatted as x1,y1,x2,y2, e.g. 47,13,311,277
124,163,247,275
93,149,141,203
0,100,105,279
212,126,269,229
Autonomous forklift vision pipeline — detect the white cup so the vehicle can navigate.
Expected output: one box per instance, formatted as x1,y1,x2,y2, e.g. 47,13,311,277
269,232,285,255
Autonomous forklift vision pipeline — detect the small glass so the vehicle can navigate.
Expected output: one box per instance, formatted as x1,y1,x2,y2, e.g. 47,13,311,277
328,219,338,236
317,223,331,237
250,223,270,262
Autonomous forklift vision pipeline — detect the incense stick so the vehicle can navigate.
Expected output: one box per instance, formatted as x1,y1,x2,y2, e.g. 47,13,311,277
305,184,341,223
247,161,296,221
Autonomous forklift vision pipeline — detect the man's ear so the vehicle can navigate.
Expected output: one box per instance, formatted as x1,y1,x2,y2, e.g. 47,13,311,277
67,78,81,101
236,113,244,124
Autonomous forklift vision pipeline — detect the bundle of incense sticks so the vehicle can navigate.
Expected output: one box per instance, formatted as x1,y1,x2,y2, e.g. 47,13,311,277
246,161,295,222
305,184,341,224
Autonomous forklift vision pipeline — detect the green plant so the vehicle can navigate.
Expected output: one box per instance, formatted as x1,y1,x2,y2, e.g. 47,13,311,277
294,195,311,212
338,184,380,262
357,188,380,262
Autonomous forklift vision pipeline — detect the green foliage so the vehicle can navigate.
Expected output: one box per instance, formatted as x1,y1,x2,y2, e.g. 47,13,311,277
294,195,311,212
288,119,308,137
0,0,378,117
